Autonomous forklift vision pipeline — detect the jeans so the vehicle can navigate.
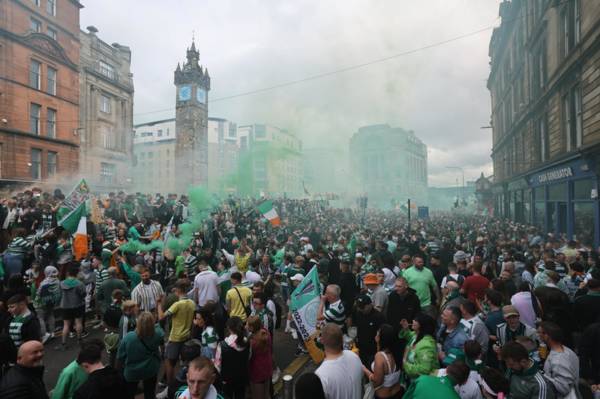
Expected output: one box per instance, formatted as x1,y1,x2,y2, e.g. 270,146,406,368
37,307,55,336
126,376,157,399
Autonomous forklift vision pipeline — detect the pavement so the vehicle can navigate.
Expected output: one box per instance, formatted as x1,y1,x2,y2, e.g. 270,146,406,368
42,320,306,397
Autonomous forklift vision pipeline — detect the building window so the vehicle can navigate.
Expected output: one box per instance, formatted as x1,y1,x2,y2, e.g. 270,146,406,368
47,66,56,95
30,17,42,33
46,108,56,138
536,114,549,163
532,39,547,96
98,60,115,80
100,94,111,113
32,0,40,6
30,149,41,179
157,129,163,137
564,85,583,151
561,0,581,57
30,103,41,135
46,0,56,16
47,26,57,40
100,162,116,184
29,59,41,89
47,151,57,176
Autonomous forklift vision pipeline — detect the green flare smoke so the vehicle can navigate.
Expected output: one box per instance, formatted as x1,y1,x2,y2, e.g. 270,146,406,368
119,186,216,257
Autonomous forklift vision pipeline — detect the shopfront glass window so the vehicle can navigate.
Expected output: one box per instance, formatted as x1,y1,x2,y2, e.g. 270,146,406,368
574,202,594,246
548,183,567,201
534,186,545,202
574,179,593,200
548,202,556,233
534,201,546,230
523,189,531,223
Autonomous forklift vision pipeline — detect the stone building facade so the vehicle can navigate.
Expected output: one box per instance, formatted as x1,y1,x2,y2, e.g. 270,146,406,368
79,26,134,192
207,117,238,194
0,0,82,188
488,0,600,247
132,118,176,194
237,124,303,197
349,124,428,209
174,41,210,193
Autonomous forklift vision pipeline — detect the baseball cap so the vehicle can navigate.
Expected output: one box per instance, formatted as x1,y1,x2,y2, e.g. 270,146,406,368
356,294,372,307
363,273,378,285
291,273,304,282
442,348,465,366
502,305,520,318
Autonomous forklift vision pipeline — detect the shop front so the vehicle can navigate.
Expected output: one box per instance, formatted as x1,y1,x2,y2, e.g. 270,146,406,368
495,157,599,247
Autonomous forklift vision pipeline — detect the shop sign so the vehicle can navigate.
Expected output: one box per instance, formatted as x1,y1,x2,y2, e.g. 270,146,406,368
533,167,573,185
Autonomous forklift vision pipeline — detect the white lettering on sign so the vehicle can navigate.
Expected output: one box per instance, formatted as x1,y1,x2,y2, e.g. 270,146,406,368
537,167,573,184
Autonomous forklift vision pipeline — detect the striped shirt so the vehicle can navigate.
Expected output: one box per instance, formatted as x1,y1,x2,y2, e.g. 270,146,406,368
6,236,32,255
201,326,218,350
95,268,110,292
251,308,274,334
9,311,32,348
185,255,199,277
324,299,346,326
131,279,164,311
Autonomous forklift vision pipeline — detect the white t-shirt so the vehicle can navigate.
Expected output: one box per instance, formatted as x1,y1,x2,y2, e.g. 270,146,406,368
193,270,220,306
437,368,482,399
315,350,363,399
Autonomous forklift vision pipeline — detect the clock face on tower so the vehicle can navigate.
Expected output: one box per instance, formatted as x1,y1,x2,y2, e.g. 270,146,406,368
196,87,207,104
178,85,191,101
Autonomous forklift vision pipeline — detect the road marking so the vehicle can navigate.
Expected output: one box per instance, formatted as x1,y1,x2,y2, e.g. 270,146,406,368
273,354,310,395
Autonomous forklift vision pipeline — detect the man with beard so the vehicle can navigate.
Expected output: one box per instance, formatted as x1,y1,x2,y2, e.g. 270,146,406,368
131,267,164,313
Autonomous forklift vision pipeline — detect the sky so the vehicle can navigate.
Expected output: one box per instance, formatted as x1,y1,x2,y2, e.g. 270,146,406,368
80,0,502,187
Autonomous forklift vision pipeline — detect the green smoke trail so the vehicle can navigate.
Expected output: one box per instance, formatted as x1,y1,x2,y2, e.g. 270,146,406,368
165,185,217,255
119,239,164,253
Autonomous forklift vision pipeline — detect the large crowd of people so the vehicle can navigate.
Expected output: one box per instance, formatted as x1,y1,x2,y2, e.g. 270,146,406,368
0,187,598,399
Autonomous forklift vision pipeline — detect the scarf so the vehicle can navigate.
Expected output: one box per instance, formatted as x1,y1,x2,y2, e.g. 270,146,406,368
39,266,58,289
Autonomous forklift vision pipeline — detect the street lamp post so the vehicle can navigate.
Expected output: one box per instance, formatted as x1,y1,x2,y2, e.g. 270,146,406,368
446,166,465,204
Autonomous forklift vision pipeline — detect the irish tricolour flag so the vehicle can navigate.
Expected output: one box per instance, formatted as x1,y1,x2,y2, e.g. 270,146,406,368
73,216,88,261
257,200,280,226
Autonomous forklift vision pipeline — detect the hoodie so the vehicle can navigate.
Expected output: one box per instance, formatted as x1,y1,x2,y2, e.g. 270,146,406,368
60,277,86,309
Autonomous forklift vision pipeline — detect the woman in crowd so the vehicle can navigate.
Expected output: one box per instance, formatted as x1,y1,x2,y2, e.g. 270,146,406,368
247,315,273,399
400,313,439,380
192,308,218,360
214,316,250,399
362,324,403,399
117,311,164,399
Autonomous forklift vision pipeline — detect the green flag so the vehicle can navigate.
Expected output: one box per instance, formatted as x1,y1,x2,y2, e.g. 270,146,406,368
57,179,90,227
290,266,320,338
58,202,86,234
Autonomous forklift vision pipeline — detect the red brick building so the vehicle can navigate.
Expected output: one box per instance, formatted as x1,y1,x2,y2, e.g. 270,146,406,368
0,0,82,187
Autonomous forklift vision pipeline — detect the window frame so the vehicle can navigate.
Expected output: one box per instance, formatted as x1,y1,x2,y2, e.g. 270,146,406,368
46,108,56,138
30,103,41,135
47,26,57,40
47,151,57,177
98,60,115,80
30,17,42,33
29,59,41,89
46,66,57,95
100,94,111,114
46,0,56,16
30,148,42,180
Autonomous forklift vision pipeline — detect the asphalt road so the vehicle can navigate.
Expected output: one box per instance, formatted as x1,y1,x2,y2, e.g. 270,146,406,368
42,322,300,396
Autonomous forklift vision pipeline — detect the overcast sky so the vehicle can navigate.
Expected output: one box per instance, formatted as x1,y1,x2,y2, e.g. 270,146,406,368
81,0,502,187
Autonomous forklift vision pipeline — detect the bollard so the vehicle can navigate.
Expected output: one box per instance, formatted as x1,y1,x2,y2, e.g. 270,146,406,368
282,374,293,399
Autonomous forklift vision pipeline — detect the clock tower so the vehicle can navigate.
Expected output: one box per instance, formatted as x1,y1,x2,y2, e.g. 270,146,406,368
174,40,210,192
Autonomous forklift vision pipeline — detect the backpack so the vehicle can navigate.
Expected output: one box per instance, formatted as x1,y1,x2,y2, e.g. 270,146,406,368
38,282,61,308
446,274,465,287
